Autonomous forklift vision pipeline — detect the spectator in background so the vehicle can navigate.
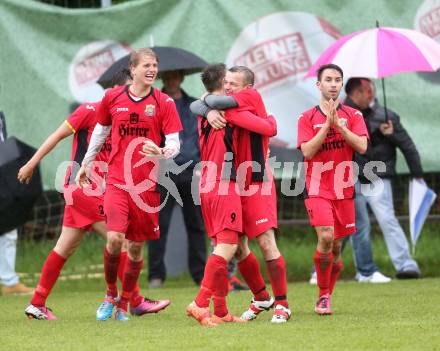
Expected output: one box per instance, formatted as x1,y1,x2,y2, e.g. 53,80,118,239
0,111,34,296
147,70,207,288
345,77,421,280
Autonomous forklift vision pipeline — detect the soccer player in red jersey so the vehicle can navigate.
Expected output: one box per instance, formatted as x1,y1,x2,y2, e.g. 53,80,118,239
18,70,168,320
186,63,277,326
297,64,368,315
77,48,182,321
18,102,108,320
202,66,290,323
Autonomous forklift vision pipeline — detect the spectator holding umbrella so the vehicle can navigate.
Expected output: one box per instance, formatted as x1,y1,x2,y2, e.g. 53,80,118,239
0,110,34,295
345,77,422,279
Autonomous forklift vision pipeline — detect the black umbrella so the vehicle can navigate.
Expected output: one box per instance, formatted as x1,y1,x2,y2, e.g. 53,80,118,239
97,46,209,89
0,137,42,234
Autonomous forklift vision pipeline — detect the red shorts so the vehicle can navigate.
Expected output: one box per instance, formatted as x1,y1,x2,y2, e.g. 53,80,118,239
240,180,278,239
104,184,160,242
304,197,356,239
200,180,242,238
212,229,239,246
63,186,105,231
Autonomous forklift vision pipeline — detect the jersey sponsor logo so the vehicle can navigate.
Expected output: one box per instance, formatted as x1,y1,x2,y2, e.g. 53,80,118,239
321,138,346,151
118,123,149,137
345,223,355,228
130,112,139,124
255,218,269,225
117,107,129,112
313,123,324,129
144,104,155,117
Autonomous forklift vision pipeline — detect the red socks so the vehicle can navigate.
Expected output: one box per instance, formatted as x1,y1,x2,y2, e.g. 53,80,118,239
266,256,288,308
314,250,334,297
238,252,270,301
118,251,143,307
194,254,229,317
194,255,221,308
329,260,343,295
31,250,66,307
118,259,143,312
211,255,229,318
104,247,120,298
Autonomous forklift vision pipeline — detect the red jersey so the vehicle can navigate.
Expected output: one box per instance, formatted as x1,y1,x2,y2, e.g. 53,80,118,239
97,85,182,189
198,116,239,186
228,88,269,185
64,102,111,185
297,104,368,199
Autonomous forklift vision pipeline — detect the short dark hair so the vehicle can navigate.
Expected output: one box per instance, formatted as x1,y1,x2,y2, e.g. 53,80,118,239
229,65,255,86
201,63,227,93
345,77,371,95
110,68,131,87
316,63,343,81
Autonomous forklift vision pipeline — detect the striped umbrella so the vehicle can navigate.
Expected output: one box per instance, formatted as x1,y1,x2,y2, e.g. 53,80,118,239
307,25,440,78
306,24,440,119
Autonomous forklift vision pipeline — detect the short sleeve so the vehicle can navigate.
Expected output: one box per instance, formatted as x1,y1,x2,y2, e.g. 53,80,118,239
97,91,112,126
65,104,95,133
297,113,314,149
233,88,267,115
350,109,369,139
161,95,183,135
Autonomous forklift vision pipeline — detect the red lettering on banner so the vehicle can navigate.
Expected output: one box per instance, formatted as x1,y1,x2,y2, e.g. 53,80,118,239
419,5,440,39
234,33,311,89
74,50,116,86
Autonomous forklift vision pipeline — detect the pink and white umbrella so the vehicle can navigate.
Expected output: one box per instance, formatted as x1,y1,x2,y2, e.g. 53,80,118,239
306,26,440,79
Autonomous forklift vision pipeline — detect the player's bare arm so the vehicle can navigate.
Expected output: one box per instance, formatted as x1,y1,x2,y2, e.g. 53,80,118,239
139,133,180,159
335,124,368,154
300,104,333,160
18,122,73,184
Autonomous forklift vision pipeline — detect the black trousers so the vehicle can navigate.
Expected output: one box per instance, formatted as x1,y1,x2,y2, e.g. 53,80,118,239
148,180,206,284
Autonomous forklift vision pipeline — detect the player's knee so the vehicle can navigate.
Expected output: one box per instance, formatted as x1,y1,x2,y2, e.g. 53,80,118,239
128,241,143,260
235,244,249,261
318,228,334,250
107,231,124,253
257,231,279,258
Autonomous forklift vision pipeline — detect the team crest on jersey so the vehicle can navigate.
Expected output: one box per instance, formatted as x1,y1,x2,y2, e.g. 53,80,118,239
129,113,139,124
144,104,155,117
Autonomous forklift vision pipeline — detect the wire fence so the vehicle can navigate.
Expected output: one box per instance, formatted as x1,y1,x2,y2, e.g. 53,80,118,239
18,173,440,240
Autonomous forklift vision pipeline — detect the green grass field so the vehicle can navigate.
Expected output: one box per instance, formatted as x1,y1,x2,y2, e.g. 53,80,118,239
3,224,439,350
1,278,439,351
